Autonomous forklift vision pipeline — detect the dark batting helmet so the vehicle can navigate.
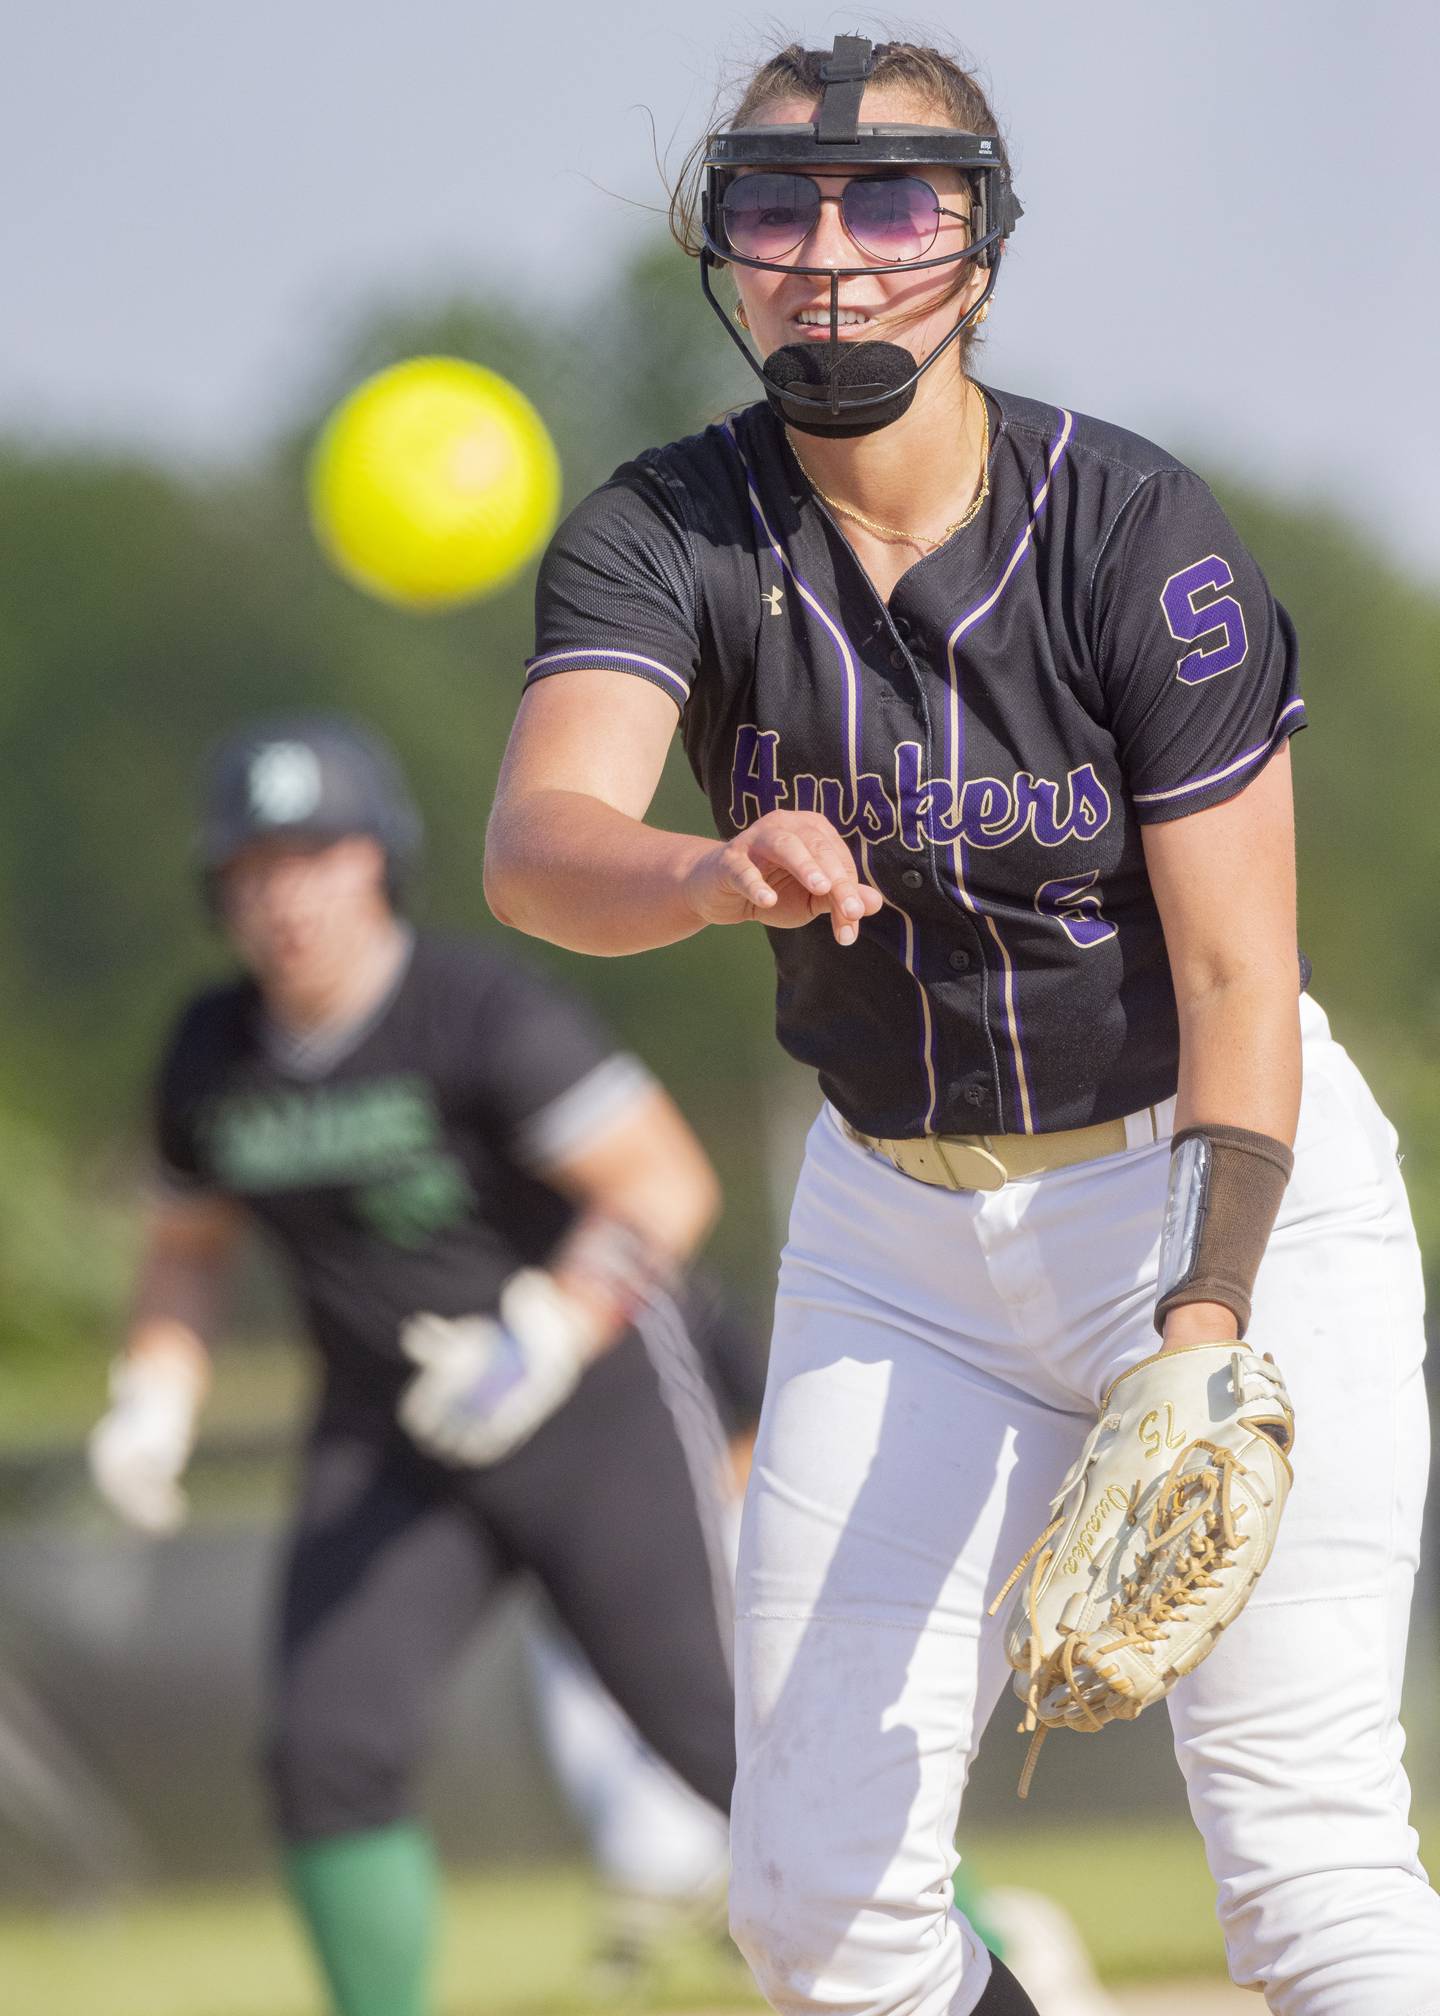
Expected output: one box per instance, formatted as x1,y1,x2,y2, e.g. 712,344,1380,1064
198,713,423,903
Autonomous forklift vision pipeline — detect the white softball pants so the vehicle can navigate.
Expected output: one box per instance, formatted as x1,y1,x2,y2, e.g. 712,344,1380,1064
730,996,1440,2016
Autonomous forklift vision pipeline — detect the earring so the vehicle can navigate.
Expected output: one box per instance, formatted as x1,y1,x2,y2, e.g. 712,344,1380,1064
735,302,750,330
974,302,991,326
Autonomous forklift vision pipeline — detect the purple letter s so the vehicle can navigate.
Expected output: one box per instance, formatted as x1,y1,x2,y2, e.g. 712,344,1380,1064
1160,554,1249,685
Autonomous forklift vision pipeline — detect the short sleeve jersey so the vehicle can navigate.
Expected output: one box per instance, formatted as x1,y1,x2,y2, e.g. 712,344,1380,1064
527,388,1305,1138
155,933,646,1401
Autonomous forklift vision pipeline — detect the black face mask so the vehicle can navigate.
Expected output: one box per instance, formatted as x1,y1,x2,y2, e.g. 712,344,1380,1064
696,34,1020,438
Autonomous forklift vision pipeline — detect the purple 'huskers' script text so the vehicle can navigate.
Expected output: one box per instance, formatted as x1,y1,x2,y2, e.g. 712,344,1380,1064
728,728,1112,853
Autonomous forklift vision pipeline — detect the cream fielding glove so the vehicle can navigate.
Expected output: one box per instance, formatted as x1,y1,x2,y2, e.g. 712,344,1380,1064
993,1343,1294,1793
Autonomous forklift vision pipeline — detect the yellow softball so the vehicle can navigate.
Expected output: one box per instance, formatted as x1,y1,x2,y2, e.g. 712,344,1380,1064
307,357,562,610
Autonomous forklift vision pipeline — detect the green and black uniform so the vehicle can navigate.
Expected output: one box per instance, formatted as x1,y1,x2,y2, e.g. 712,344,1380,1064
155,931,737,2014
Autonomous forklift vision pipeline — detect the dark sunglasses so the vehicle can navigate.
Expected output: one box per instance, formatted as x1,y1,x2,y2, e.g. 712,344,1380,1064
719,171,970,266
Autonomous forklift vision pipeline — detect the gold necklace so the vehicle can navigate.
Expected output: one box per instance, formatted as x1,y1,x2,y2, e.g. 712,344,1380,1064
797,386,990,552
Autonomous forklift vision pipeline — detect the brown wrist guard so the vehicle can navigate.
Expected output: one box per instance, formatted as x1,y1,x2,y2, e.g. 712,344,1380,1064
1153,1124,1294,1337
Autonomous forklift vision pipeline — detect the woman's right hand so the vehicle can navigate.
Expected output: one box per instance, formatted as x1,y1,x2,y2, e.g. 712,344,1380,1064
682,811,885,946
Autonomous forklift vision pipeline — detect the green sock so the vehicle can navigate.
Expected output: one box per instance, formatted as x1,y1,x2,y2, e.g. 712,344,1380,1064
283,1821,438,2016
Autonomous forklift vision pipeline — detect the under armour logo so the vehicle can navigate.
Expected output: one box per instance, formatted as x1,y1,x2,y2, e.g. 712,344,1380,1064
248,742,322,824
762,586,784,616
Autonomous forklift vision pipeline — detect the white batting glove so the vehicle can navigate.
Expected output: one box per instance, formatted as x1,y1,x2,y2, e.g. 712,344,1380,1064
398,1269,595,1466
87,1352,205,1535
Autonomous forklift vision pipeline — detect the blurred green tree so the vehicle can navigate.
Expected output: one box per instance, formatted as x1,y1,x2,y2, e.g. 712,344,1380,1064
0,237,1434,1396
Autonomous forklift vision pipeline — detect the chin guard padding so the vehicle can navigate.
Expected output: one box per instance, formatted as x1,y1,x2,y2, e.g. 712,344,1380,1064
763,339,919,436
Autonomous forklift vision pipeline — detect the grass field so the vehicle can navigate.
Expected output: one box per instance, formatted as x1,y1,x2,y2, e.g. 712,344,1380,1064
0,1812,1328,2016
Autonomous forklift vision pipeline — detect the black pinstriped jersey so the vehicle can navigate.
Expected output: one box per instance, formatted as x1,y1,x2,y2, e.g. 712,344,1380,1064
527,387,1305,1139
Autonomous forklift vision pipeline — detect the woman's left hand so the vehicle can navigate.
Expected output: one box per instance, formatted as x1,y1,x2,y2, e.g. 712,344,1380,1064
1160,1300,1240,1353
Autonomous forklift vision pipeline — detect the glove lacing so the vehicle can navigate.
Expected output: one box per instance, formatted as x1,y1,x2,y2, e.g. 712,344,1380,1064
1104,1437,1247,1653
998,1438,1250,1797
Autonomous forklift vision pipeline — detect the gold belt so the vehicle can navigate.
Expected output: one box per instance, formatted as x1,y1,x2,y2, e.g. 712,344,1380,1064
840,1111,1160,1193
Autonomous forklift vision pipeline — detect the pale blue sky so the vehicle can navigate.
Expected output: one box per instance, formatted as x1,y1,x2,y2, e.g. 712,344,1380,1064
3,2,1435,574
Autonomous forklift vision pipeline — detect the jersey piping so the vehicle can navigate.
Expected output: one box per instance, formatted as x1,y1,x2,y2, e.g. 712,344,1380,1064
723,414,943,1133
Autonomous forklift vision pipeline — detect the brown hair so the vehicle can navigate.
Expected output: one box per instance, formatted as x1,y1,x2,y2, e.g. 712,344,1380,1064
668,38,1012,258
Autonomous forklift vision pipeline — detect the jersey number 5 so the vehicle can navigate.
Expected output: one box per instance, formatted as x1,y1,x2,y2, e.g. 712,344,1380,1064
1035,871,1116,949
1160,554,1249,685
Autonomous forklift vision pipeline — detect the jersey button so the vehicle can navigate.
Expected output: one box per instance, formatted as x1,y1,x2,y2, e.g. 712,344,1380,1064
948,949,972,972
889,648,909,670
961,1086,987,1110
901,868,924,890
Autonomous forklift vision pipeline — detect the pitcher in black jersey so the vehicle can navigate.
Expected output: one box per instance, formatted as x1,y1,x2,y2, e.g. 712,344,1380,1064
87,715,737,2016
487,35,1440,2016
